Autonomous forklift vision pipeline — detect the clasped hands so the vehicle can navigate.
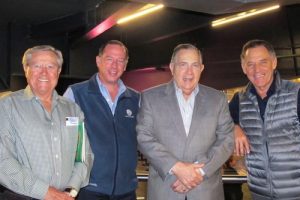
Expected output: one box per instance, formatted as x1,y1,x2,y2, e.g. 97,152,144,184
170,161,204,194
45,187,75,200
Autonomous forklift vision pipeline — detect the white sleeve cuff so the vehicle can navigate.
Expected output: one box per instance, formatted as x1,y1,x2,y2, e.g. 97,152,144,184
168,167,174,175
198,168,205,176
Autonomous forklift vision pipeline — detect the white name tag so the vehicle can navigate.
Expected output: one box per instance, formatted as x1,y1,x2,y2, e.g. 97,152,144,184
65,117,79,126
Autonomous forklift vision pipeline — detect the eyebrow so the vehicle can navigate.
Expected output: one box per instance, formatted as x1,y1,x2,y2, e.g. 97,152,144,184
105,55,125,59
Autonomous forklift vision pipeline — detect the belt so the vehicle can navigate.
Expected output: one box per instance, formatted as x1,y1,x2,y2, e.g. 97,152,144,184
80,189,136,200
2,188,39,200
96,191,135,199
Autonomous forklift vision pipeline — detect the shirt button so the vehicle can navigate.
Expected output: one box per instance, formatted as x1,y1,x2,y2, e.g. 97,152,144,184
54,137,57,141
51,122,54,126
55,154,59,159
56,172,59,176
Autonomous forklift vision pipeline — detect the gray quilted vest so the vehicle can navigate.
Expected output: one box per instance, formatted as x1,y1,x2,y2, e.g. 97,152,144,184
239,73,300,200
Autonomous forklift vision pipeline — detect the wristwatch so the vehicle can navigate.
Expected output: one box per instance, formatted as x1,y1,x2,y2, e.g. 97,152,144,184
64,188,78,198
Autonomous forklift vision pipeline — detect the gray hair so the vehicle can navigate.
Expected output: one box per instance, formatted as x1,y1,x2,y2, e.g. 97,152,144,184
22,45,63,68
240,39,276,61
170,43,202,63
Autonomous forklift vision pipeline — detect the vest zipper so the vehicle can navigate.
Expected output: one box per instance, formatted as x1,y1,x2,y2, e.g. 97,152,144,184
111,117,119,195
111,96,127,195
263,120,272,199
265,140,272,198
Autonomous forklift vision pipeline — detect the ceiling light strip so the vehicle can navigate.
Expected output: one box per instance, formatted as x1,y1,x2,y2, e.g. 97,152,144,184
212,4,280,27
117,4,164,24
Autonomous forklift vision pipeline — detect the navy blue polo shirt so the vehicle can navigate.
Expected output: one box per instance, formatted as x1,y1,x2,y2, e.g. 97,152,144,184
229,79,300,124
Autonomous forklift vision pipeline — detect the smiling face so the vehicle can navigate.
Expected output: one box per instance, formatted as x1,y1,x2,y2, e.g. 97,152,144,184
24,50,61,98
96,44,127,86
170,48,204,99
241,45,277,95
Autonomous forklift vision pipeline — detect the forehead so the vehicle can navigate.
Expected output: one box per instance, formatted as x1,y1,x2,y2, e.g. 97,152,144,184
175,48,201,62
244,46,272,60
103,44,126,57
29,51,58,63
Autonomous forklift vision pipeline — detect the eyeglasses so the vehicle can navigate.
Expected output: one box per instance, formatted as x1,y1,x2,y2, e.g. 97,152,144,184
104,56,127,66
28,64,59,72
175,62,202,70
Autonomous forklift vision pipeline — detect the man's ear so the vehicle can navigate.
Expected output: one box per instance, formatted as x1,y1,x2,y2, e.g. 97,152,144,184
200,64,205,73
23,65,28,77
124,63,127,71
241,61,247,75
96,55,102,71
96,56,101,65
272,56,277,70
169,63,174,75
58,66,62,75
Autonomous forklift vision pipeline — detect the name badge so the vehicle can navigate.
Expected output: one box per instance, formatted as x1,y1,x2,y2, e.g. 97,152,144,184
66,117,79,126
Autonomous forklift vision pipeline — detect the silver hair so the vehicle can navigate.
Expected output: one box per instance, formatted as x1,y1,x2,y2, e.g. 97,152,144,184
170,43,202,63
22,45,63,68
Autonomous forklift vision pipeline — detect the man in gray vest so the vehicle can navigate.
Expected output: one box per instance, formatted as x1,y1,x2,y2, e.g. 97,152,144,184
229,39,300,199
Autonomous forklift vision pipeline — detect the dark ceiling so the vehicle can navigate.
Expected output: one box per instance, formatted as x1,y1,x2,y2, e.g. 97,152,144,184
1,0,300,49
1,0,299,25
1,0,300,91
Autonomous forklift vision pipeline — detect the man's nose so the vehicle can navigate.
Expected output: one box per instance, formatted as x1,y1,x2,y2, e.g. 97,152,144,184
186,65,194,74
111,60,118,68
40,66,49,73
253,63,260,73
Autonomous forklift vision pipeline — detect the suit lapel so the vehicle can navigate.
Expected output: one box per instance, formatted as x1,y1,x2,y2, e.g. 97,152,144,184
164,81,187,138
187,85,206,141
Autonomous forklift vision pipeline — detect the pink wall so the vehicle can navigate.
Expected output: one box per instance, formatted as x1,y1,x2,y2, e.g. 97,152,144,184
122,66,172,92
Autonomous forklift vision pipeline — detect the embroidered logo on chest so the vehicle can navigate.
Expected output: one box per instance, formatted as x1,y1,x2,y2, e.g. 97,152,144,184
125,109,134,118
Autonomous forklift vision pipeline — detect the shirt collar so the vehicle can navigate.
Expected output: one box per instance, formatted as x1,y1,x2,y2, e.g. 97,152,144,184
96,74,126,97
23,85,58,101
250,73,276,98
173,81,199,99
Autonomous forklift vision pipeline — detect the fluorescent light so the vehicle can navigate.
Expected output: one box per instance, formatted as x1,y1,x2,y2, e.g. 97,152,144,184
212,4,280,27
117,4,164,24
85,16,116,40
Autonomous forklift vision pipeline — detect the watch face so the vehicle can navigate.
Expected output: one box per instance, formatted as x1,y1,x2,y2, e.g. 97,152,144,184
69,189,78,198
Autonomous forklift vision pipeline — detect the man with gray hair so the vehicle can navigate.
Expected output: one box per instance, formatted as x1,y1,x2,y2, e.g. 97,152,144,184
0,45,93,200
137,43,234,200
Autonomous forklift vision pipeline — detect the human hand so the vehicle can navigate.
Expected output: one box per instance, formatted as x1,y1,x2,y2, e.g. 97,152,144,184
171,179,190,193
171,162,204,189
44,187,75,200
234,125,250,156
